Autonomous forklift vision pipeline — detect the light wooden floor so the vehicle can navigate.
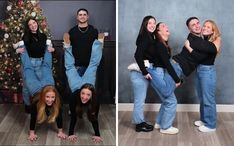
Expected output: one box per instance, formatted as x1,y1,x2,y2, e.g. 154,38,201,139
119,111,234,146
0,104,116,146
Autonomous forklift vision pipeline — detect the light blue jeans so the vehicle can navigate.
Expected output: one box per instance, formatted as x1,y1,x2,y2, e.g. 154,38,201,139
130,68,178,129
22,58,42,105
147,60,184,97
64,40,103,93
149,67,178,129
196,65,216,129
20,46,54,96
130,71,149,124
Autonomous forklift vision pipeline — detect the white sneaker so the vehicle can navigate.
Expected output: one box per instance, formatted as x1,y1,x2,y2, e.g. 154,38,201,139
194,120,204,127
198,125,216,132
160,127,179,135
154,123,160,129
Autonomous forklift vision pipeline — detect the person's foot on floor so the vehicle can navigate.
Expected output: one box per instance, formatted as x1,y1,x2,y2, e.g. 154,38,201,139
135,122,154,132
198,125,216,132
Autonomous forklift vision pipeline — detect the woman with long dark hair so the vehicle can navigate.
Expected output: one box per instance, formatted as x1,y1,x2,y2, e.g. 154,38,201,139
16,17,54,113
63,33,104,143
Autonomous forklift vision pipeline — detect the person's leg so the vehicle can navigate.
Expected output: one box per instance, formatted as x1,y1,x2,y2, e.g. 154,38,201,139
197,65,216,130
195,67,204,125
149,68,178,134
68,90,78,136
130,71,149,124
159,93,177,129
20,47,42,96
21,67,31,106
81,39,103,86
63,33,82,93
147,67,176,97
41,49,55,87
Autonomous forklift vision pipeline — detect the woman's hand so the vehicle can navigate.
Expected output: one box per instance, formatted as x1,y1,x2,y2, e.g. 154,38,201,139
184,40,193,53
144,73,152,80
92,136,103,144
57,129,67,140
28,130,37,141
16,47,25,54
67,135,78,143
48,47,55,52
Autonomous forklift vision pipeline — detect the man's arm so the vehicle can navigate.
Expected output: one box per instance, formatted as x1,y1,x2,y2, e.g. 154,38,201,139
188,33,217,54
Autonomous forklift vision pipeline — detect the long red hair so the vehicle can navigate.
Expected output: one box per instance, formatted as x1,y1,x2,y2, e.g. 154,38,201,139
37,86,61,124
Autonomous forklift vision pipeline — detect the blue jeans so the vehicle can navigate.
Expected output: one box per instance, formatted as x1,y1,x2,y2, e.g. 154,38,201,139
22,58,42,105
147,60,184,97
130,71,149,124
149,67,178,129
20,46,54,96
130,68,177,129
64,40,103,93
196,65,216,128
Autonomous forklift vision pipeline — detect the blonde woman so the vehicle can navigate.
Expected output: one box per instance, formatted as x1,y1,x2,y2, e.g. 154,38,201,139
186,20,221,132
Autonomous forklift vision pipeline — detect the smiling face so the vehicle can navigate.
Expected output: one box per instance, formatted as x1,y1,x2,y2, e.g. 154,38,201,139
188,19,201,35
147,18,156,33
45,91,56,106
202,21,213,36
77,10,89,24
80,88,92,104
157,23,170,37
28,19,38,33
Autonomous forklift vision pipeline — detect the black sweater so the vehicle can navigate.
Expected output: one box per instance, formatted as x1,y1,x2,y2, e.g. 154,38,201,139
69,25,98,67
23,33,47,58
30,103,63,130
152,40,180,83
134,33,156,75
190,35,217,65
69,90,100,136
173,33,217,76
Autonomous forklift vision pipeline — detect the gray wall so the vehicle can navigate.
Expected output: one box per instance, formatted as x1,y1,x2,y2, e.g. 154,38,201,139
0,1,116,40
119,0,234,104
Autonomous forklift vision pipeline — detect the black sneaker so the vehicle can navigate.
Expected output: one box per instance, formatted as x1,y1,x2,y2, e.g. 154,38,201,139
142,122,154,129
135,122,153,132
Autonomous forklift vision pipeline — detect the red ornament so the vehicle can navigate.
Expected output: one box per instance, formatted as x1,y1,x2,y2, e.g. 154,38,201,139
17,0,23,7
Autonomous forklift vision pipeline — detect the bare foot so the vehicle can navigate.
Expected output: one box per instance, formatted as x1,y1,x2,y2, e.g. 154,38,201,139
98,33,105,43
63,33,70,44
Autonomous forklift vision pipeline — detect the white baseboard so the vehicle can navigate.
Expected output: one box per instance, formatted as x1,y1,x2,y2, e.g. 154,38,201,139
118,103,234,112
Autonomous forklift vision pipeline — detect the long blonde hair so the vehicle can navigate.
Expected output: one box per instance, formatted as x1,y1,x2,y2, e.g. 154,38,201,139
203,20,221,53
37,86,61,124
204,20,221,42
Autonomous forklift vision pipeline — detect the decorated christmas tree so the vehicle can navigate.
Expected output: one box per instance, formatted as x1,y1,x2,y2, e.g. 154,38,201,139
0,0,52,94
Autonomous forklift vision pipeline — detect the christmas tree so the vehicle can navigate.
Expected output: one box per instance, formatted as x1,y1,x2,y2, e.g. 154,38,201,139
0,0,52,93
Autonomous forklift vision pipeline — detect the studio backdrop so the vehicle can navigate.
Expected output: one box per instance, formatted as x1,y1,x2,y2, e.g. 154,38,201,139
118,0,234,104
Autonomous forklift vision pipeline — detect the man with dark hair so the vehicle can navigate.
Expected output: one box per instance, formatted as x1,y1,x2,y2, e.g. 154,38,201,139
69,8,98,76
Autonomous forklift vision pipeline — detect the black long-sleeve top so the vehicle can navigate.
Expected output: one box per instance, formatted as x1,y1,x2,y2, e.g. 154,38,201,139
23,33,47,58
152,40,180,83
134,33,156,75
69,25,98,67
69,90,100,136
172,33,217,76
189,35,217,65
30,102,63,130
